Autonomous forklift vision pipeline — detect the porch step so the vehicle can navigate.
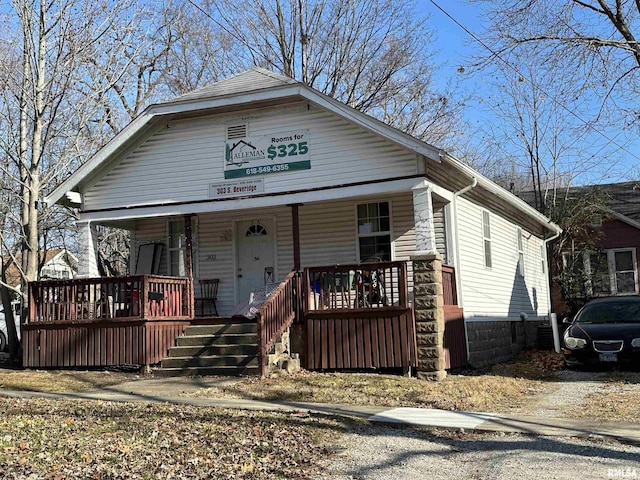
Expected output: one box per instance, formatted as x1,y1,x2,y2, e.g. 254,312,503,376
168,344,258,357
176,333,257,347
162,355,259,369
183,323,257,336
155,320,261,377
154,365,260,377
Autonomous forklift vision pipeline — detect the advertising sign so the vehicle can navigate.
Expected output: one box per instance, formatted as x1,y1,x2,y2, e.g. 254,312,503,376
224,130,310,179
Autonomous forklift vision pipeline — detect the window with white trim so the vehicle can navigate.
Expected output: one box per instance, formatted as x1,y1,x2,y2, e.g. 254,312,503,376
167,219,197,276
613,250,637,294
516,227,525,276
482,210,492,268
357,201,391,262
562,248,638,296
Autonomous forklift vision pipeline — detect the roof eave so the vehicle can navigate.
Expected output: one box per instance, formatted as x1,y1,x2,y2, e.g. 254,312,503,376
442,152,562,235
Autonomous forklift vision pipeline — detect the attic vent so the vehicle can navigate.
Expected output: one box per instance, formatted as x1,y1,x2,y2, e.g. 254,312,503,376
227,124,247,139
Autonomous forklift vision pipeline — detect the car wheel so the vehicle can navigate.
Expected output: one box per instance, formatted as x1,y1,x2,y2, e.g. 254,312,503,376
0,331,6,352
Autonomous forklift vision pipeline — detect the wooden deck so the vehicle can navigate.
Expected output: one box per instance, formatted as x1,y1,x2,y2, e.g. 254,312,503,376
24,275,192,368
304,261,417,371
23,261,464,373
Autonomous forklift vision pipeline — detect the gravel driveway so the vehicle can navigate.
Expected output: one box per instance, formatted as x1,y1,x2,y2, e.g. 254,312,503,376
528,368,640,417
319,425,640,480
319,368,640,479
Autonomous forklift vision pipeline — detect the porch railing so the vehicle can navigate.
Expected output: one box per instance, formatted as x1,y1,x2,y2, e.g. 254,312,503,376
28,275,192,324
255,270,302,376
303,261,417,371
304,261,409,312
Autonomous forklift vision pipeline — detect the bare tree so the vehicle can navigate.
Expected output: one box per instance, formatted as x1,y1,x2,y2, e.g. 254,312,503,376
0,0,163,360
472,0,640,131
472,47,628,209
187,0,464,145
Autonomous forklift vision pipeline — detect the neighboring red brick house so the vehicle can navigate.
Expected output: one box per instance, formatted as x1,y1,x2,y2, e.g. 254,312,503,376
522,182,640,317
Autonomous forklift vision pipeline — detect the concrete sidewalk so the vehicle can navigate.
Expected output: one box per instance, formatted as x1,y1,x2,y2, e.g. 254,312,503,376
1,377,639,444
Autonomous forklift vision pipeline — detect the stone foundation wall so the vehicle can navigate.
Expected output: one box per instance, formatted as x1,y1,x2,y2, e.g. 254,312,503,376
466,320,547,367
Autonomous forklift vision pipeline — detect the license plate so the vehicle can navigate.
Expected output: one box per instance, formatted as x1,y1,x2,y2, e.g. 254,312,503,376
599,353,618,362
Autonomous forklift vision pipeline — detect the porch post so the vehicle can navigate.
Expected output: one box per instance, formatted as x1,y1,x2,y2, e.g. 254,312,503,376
411,253,446,381
184,214,195,317
289,203,302,271
412,183,445,380
77,220,100,278
412,185,437,255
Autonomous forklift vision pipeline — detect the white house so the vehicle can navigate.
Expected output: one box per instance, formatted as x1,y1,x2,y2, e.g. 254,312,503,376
31,68,560,376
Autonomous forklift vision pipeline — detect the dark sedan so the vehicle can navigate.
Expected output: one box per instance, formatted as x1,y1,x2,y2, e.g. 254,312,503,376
563,297,640,368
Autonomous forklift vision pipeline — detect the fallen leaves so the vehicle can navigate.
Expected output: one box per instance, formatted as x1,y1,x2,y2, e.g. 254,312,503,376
0,398,349,479
0,370,137,394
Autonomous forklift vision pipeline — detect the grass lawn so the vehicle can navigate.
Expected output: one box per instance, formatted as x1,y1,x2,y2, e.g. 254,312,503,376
0,398,351,479
188,350,566,414
0,369,138,393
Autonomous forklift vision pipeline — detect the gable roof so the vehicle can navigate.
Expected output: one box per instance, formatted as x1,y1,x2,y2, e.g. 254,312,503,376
2,248,77,287
164,68,298,105
45,68,560,236
518,181,640,227
46,68,442,208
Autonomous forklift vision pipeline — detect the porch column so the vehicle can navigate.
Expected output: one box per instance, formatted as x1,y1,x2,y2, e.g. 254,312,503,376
289,203,302,271
77,220,100,278
411,253,446,381
412,185,437,255
184,214,195,317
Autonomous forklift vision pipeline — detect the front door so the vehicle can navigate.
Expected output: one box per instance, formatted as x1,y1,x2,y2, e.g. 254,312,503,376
236,219,276,304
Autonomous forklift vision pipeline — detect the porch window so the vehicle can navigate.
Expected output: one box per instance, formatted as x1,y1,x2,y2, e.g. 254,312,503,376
357,201,391,262
167,219,197,276
482,210,492,268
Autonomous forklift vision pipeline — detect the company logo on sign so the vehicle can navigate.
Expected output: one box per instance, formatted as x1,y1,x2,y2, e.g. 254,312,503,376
224,130,310,179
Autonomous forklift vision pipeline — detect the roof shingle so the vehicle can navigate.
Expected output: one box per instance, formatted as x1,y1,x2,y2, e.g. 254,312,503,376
163,68,298,105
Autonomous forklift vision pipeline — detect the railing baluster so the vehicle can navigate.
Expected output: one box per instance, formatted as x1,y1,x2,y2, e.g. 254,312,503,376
27,275,192,324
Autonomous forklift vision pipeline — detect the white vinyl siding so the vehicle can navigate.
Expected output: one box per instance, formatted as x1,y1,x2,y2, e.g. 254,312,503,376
133,193,427,315
84,103,419,210
433,204,448,264
457,197,550,321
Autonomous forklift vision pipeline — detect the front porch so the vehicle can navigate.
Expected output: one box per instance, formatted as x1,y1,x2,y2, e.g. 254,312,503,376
23,259,465,376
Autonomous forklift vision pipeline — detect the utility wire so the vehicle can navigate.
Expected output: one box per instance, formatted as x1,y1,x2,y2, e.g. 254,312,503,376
428,0,640,164
185,0,262,59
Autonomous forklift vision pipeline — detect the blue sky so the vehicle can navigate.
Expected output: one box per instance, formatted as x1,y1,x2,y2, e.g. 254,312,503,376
416,0,638,186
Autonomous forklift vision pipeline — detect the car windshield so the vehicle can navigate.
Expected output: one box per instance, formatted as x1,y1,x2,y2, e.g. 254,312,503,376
576,301,640,324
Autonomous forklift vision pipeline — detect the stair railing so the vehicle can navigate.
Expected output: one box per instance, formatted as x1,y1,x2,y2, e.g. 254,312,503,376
255,270,302,376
